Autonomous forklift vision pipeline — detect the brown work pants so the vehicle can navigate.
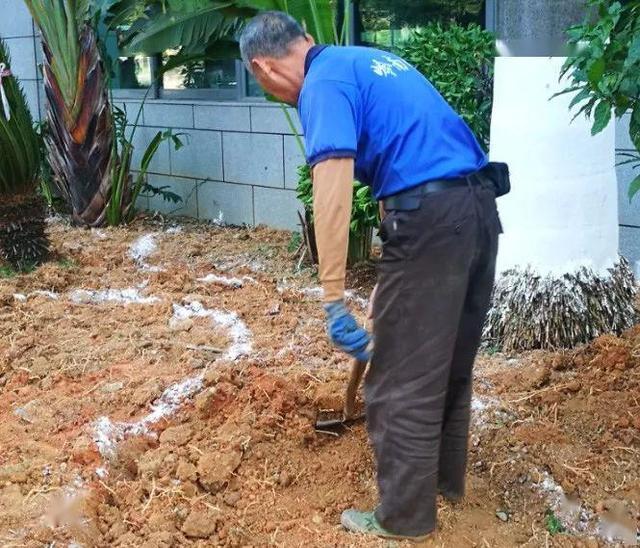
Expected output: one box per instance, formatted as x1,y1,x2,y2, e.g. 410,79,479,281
366,183,501,536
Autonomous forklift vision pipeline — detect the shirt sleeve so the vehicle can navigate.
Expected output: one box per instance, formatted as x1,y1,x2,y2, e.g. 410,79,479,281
299,80,359,167
312,158,354,302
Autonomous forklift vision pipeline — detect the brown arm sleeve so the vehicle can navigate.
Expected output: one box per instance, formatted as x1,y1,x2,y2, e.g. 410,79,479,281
312,158,354,303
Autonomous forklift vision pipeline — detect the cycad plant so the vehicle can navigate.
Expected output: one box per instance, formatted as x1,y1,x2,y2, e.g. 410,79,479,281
24,0,114,226
0,39,49,270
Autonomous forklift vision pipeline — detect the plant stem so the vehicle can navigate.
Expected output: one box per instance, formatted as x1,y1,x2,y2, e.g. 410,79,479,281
280,104,304,155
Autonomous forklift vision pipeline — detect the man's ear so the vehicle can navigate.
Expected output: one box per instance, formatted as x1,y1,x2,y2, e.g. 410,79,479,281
305,33,316,46
251,58,270,77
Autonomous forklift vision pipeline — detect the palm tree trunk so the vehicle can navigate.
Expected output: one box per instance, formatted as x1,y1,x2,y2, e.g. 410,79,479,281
485,55,636,351
41,25,113,226
484,0,637,351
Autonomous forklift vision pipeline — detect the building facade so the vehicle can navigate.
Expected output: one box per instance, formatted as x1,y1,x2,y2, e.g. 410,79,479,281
2,0,640,265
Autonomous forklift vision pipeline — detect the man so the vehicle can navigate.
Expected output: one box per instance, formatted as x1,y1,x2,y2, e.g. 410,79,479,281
240,11,501,542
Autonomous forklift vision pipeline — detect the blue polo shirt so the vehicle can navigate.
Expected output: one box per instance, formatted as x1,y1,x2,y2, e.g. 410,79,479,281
298,46,487,200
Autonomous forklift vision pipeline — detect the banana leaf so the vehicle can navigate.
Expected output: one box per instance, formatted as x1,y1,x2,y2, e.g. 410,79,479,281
109,0,337,67
234,0,335,43
121,2,241,55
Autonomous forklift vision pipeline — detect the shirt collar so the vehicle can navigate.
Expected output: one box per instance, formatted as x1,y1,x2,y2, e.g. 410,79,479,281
304,45,328,76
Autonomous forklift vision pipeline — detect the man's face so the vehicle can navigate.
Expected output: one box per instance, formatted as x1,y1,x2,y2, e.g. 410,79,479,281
251,58,302,106
249,36,313,106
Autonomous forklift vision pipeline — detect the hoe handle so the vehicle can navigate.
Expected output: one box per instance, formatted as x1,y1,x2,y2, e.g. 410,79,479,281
343,358,368,420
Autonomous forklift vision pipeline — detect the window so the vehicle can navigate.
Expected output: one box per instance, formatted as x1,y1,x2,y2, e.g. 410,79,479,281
244,71,265,98
112,55,154,89
105,24,266,101
111,53,265,101
160,52,243,100
162,57,237,91
107,36,265,101
108,1,488,100
105,32,155,97
352,0,486,48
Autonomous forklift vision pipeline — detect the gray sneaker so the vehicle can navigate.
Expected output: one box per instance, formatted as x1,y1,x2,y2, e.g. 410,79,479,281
340,509,432,542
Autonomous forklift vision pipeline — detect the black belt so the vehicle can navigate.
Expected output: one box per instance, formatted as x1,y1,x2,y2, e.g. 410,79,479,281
383,175,481,211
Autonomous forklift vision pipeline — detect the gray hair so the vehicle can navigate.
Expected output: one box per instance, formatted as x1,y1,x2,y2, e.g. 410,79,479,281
239,11,306,70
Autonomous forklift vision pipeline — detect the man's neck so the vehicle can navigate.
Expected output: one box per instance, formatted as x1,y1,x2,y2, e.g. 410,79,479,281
304,44,329,76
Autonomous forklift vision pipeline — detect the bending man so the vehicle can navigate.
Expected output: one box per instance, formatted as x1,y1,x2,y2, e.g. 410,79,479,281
240,11,501,541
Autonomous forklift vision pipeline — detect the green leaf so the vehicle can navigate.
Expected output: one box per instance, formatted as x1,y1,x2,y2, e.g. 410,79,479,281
121,3,238,56
630,103,640,150
591,100,612,134
628,173,640,202
103,0,145,29
286,0,335,44
139,131,164,175
566,25,585,42
234,0,280,9
234,0,336,44
0,38,40,195
550,85,583,99
614,95,630,117
619,76,640,98
170,132,186,150
608,1,623,17
355,186,370,198
158,40,239,74
143,184,183,203
588,57,606,86
544,510,565,536
624,34,640,67
569,87,592,109
397,22,495,149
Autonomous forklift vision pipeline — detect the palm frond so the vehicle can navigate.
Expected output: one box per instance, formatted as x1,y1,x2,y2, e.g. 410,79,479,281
24,0,83,109
0,39,40,195
0,38,49,269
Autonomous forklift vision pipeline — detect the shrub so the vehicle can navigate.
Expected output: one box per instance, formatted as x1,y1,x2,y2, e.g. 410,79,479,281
296,164,379,265
398,22,496,149
296,165,379,236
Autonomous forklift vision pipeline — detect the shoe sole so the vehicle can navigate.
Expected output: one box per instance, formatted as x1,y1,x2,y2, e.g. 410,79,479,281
340,513,431,543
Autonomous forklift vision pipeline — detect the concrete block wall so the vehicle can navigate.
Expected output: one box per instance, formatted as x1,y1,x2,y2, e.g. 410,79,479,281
4,0,640,249
1,0,43,120
118,99,306,230
1,0,306,231
616,113,640,272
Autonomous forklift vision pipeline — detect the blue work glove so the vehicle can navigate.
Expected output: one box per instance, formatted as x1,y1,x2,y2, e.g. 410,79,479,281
324,300,371,362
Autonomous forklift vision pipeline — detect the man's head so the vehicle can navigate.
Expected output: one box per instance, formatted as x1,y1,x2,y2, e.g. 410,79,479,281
239,11,315,105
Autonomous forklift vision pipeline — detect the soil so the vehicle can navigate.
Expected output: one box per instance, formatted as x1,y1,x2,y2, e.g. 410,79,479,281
0,215,638,547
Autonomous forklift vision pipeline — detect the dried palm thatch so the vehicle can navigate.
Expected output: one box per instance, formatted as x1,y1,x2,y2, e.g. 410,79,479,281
484,260,637,352
0,194,49,270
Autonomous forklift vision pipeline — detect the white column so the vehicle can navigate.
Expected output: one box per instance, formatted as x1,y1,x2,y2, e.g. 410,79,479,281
489,56,619,277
